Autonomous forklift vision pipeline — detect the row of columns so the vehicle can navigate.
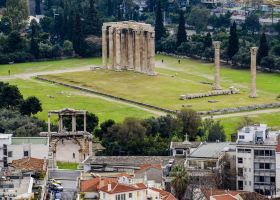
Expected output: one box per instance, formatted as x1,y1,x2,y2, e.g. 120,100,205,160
102,23,156,76
213,41,258,98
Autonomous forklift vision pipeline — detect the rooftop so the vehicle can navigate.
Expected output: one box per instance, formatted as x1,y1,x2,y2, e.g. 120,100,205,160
99,182,146,194
170,141,200,149
0,134,12,139
11,157,46,172
80,177,117,193
150,187,177,200
187,142,235,159
11,137,48,145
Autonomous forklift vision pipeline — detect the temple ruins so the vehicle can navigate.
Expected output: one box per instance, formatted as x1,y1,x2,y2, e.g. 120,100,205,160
250,47,258,98
102,21,156,76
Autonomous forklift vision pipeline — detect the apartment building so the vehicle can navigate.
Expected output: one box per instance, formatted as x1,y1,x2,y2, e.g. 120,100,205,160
0,134,12,169
236,124,280,197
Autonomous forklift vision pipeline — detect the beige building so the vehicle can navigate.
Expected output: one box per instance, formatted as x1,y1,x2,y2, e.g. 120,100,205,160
99,182,147,200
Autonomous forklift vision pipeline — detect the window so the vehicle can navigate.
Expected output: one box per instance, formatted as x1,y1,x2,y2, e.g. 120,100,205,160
238,157,243,164
176,149,184,155
23,151,29,157
238,181,243,190
239,135,245,139
238,168,243,176
116,194,126,200
271,177,275,183
73,153,75,159
8,151,12,158
129,193,132,198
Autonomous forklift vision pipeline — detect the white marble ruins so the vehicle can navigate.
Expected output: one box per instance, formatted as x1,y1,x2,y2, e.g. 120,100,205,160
102,21,156,76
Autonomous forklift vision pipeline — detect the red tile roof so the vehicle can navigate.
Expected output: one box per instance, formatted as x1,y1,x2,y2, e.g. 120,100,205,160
201,189,241,200
212,194,237,200
115,173,134,178
151,187,177,200
276,135,280,152
99,182,147,194
11,157,46,172
80,177,117,192
135,164,162,174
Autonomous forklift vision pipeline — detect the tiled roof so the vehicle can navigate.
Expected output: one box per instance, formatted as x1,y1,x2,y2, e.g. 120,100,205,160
11,157,46,172
276,135,280,152
201,189,241,200
135,164,162,174
151,187,177,200
99,182,147,194
212,194,237,200
238,192,268,200
115,173,134,178
170,141,200,149
80,177,117,192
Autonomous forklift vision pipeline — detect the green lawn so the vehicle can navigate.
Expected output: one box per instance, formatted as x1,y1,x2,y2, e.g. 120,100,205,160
0,57,101,76
7,79,155,123
56,161,78,170
42,55,280,112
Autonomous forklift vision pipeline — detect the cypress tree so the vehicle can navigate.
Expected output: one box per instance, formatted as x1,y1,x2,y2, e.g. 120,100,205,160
73,12,84,55
176,11,187,47
83,0,101,36
107,0,112,16
257,32,269,65
155,0,166,41
227,21,239,60
35,0,41,15
204,32,212,49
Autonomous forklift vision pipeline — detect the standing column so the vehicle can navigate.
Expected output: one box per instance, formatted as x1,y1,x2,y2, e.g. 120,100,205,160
121,31,126,69
84,112,87,132
134,30,141,72
72,114,76,132
250,47,258,98
141,32,148,73
128,30,134,70
115,29,122,71
108,27,114,70
102,26,107,69
149,31,156,76
212,41,222,90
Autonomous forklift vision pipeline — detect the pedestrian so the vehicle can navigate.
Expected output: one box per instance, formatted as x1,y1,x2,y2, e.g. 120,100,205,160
178,59,181,64
161,59,164,63
8,70,10,76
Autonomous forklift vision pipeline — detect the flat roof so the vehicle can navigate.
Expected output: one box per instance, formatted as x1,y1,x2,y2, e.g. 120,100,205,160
11,137,48,145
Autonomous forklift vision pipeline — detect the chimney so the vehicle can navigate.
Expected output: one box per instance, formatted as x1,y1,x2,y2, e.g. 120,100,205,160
108,183,111,192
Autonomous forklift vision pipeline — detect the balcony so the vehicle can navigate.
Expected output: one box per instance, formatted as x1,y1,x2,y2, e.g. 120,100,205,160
254,170,276,176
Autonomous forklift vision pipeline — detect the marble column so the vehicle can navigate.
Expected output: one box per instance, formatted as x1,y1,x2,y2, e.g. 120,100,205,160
115,29,122,71
48,113,51,133
128,30,134,70
213,41,222,90
250,47,258,98
108,27,114,70
149,32,156,75
102,26,107,69
134,30,141,72
121,30,126,69
83,112,87,132
72,114,76,132
141,32,148,73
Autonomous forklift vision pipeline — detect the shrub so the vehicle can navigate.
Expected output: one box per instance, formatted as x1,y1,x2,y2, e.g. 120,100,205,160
63,40,74,56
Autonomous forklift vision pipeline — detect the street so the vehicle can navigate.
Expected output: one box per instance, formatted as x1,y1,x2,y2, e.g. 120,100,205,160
48,170,81,200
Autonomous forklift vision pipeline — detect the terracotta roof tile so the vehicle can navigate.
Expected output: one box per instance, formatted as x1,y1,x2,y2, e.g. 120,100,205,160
99,182,146,194
11,157,46,172
201,189,242,200
151,187,177,200
80,177,117,192
135,164,162,174
212,194,237,200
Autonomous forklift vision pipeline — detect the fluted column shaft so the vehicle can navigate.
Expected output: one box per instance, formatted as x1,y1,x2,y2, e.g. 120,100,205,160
128,30,134,70
108,27,114,70
213,41,222,90
102,27,107,68
134,30,141,72
115,29,121,71
149,32,156,75
250,47,258,98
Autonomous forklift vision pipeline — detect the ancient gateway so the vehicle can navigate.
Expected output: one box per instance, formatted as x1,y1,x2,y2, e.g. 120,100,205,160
102,21,156,76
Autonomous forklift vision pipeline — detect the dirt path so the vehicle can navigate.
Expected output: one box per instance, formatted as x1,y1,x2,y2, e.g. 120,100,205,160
0,66,91,80
203,108,280,119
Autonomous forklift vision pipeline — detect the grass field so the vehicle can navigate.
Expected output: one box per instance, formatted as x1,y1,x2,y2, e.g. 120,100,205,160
42,55,280,111
7,79,155,123
0,58,101,76
56,161,78,170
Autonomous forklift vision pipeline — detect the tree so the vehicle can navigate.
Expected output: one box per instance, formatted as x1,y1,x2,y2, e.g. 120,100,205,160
107,0,113,16
260,56,275,69
0,82,24,109
171,165,188,200
94,119,115,140
63,40,74,56
257,33,268,65
35,0,41,15
6,31,25,53
155,0,166,41
204,32,212,49
208,121,226,142
176,11,187,47
227,21,239,60
4,0,29,30
177,109,201,141
83,0,101,36
244,13,260,35
188,6,210,33
0,16,12,35
72,13,85,55
274,21,280,37
20,96,42,116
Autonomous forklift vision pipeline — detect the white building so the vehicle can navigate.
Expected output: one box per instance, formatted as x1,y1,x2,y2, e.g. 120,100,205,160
6,137,49,164
0,134,12,169
236,124,280,197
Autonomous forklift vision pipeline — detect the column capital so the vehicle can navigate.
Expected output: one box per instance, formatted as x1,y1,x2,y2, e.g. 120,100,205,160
213,41,221,49
250,47,258,55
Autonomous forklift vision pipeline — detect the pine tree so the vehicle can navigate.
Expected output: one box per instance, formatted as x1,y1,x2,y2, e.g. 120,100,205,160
155,0,166,41
204,32,212,49
227,21,239,60
176,11,187,47
35,0,41,15
83,0,101,36
257,33,269,65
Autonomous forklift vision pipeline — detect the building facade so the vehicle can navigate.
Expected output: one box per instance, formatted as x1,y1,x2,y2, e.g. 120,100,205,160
0,134,12,169
236,124,280,197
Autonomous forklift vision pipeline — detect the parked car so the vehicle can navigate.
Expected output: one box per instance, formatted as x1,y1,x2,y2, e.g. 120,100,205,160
48,178,62,185
49,183,63,192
